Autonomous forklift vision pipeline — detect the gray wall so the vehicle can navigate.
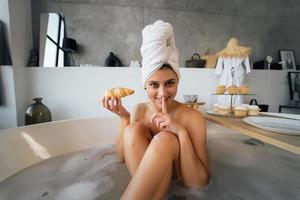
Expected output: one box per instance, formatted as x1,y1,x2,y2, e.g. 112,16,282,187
31,0,300,68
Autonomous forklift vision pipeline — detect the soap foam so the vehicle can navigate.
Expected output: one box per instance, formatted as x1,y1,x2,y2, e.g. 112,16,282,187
55,181,103,200
0,145,130,200
1,134,299,200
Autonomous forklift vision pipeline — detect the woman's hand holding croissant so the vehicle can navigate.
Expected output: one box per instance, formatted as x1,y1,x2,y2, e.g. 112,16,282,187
102,96,130,120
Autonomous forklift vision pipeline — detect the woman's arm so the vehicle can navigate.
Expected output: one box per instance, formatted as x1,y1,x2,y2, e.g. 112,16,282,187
116,116,130,162
102,96,132,162
116,103,141,162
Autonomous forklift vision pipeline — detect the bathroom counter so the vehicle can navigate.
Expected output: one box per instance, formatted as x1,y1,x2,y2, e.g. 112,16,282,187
204,113,300,155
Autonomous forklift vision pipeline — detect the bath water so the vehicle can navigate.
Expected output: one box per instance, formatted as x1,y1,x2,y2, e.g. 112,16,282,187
0,133,299,200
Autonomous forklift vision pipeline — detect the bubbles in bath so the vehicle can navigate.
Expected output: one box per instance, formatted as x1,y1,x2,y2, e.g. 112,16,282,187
0,145,130,200
1,134,299,200
55,181,100,200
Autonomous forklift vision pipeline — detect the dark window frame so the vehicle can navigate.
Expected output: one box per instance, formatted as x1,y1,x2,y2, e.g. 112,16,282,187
45,13,65,67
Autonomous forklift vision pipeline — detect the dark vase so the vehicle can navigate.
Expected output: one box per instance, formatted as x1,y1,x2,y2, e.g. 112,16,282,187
25,98,52,125
105,52,123,67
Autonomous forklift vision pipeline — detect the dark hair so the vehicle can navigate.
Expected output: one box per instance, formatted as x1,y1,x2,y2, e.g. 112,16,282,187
159,63,179,81
159,63,173,71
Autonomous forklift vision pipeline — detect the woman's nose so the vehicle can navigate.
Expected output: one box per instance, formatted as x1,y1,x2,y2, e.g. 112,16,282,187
158,86,167,96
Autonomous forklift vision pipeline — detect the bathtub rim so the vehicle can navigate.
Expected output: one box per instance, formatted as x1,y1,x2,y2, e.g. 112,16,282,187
0,115,120,132
0,116,121,182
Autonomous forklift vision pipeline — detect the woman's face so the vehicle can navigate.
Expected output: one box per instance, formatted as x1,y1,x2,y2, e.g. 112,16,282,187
145,68,178,110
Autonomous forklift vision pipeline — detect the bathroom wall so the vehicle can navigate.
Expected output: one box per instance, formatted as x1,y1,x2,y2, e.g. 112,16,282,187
0,67,17,130
31,0,300,67
0,0,17,129
0,0,33,129
2,0,300,129
23,67,290,122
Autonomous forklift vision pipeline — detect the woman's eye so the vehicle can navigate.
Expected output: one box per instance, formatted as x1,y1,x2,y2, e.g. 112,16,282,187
166,81,174,87
150,83,159,88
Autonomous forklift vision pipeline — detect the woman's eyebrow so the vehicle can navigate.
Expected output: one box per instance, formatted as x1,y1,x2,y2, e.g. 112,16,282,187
166,78,176,82
164,79,176,83
148,80,158,83
148,78,176,83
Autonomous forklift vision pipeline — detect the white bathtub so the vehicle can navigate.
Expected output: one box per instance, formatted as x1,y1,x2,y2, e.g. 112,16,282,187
0,117,120,182
1,117,299,200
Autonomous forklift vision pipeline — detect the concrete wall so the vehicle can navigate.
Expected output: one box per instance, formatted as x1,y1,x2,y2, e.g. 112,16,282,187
22,67,291,123
31,0,300,68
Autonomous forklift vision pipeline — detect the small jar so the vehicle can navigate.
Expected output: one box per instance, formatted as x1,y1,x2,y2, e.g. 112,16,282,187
25,98,52,125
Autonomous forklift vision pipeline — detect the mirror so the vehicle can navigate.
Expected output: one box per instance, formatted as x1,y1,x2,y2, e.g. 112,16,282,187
39,13,65,67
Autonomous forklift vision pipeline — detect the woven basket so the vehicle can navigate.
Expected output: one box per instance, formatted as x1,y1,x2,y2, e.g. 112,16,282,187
185,53,206,68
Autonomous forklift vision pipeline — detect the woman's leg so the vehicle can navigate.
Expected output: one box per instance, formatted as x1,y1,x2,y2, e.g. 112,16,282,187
123,121,152,176
121,131,180,200
123,124,177,199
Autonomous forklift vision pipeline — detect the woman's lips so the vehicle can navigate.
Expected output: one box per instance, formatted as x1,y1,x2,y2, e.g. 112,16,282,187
156,97,170,104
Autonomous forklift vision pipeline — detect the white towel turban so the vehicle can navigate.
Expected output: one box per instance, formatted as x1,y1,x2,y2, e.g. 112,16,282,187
140,20,180,86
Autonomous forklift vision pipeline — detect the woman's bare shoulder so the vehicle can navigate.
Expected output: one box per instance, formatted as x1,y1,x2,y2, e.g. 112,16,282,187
178,104,205,124
177,105,206,140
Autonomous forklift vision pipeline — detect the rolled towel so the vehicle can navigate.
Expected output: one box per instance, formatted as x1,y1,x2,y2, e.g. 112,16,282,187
140,20,180,86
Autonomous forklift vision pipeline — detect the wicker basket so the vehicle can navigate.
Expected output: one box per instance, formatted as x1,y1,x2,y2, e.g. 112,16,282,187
185,53,206,68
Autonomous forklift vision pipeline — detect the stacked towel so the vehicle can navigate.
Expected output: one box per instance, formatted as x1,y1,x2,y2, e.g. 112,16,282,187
140,20,180,86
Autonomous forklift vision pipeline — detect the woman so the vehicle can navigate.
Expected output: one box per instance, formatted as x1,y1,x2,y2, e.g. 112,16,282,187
102,20,209,199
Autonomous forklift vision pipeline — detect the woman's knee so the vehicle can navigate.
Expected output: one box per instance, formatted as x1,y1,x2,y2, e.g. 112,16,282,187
123,122,150,145
150,131,179,157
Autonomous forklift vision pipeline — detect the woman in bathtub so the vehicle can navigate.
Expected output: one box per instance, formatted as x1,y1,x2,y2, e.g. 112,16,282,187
102,20,210,200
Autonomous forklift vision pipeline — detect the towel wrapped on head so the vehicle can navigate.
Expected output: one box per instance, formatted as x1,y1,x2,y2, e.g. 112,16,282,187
140,20,180,86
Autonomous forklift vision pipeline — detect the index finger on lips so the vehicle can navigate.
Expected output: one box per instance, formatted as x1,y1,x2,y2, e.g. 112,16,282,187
162,97,167,114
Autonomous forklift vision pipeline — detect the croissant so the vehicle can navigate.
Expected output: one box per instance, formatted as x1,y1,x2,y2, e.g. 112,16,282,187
104,87,134,98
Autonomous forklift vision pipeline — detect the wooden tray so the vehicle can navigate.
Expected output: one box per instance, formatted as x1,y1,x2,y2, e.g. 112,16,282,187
206,109,247,118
